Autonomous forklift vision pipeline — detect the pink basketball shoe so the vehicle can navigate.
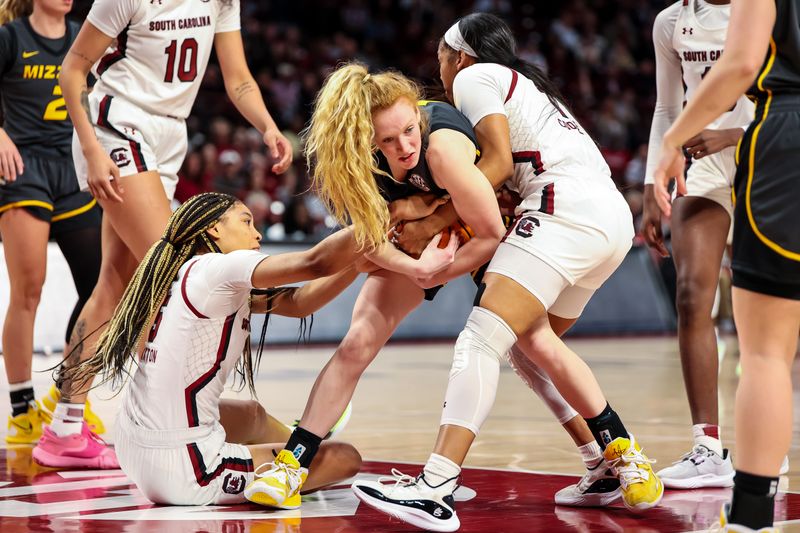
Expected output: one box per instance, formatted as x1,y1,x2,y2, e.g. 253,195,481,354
32,422,119,469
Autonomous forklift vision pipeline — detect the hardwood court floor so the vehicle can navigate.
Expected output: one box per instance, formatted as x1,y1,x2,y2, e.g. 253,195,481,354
1,336,799,532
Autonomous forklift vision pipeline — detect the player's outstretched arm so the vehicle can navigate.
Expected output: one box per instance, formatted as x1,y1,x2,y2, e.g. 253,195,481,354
215,31,292,174
250,227,361,289
253,265,360,318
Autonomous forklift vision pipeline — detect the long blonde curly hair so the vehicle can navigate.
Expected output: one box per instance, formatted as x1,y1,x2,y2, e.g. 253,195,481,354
0,0,32,25
304,62,424,251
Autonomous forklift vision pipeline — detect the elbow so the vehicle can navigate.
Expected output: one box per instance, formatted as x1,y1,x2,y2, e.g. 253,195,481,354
737,62,762,84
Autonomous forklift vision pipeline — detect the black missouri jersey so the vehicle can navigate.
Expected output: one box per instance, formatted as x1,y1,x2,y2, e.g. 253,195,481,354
376,101,479,203
0,17,78,150
749,0,800,99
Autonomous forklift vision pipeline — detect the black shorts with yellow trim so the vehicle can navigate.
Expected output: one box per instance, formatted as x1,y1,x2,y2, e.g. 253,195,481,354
731,95,800,300
0,147,100,237
423,215,515,301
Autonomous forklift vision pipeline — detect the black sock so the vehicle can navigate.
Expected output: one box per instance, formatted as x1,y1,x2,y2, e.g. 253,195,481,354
584,403,629,450
9,384,35,417
729,470,778,529
285,426,323,468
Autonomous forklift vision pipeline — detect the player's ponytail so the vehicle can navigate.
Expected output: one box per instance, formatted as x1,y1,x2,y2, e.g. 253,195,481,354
304,62,424,251
444,13,570,115
65,192,239,389
0,0,32,25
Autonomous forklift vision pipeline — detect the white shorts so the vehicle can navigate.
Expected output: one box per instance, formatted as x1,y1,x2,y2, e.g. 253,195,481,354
681,146,736,219
72,91,187,201
487,182,633,319
115,413,254,506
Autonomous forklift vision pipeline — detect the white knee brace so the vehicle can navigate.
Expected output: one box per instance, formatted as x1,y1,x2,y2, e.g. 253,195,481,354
507,345,578,424
440,307,517,435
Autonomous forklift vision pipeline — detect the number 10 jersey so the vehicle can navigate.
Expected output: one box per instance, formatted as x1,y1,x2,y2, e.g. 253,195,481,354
88,0,240,119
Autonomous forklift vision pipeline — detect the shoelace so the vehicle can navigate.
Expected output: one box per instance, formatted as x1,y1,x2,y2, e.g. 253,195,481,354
674,444,714,466
607,448,657,488
378,468,419,489
253,459,303,491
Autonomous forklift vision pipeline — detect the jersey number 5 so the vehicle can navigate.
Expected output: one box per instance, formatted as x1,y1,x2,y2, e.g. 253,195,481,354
164,38,198,83
43,84,67,121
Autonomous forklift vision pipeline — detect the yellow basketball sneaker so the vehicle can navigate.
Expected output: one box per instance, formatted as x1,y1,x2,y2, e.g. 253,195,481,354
603,434,664,512
6,401,52,444
40,384,105,435
244,449,308,509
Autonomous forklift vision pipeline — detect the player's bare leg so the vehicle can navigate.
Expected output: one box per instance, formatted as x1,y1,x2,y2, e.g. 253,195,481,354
0,209,51,444
725,288,800,528
658,196,734,489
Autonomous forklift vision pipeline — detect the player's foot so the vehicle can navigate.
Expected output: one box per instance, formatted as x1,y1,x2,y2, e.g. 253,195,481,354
40,384,106,435
554,459,621,507
352,470,460,532
245,449,308,509
32,422,118,469
291,401,352,440
603,434,663,512
6,401,52,445
717,502,779,532
657,445,734,489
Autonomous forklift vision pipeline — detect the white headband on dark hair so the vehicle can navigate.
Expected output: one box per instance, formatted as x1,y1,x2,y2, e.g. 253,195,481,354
444,21,477,58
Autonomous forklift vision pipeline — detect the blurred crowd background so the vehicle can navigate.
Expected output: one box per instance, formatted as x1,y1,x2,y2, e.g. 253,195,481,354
69,0,669,242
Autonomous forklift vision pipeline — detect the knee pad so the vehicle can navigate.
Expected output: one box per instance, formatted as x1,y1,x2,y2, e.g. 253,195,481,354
440,307,517,434
507,345,577,424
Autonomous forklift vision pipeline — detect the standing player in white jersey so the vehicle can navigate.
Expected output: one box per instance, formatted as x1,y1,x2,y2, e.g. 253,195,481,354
641,0,757,490
62,192,378,506
352,14,662,531
32,0,293,469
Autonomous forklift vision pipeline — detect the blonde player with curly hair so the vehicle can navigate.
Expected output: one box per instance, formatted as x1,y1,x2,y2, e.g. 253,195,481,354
63,192,370,506
246,62,620,513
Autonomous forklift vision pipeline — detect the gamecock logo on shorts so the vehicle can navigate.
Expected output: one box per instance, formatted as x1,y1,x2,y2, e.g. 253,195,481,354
222,473,246,494
110,148,131,168
515,216,540,238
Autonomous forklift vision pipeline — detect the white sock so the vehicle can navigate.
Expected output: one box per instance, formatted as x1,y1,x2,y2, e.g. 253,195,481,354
423,453,461,495
50,402,84,437
692,424,723,456
578,441,603,468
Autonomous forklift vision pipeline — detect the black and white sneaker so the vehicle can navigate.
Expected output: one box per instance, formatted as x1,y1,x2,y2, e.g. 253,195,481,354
554,460,622,507
352,469,459,532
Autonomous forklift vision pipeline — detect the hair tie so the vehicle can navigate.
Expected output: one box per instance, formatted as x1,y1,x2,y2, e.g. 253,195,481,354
444,21,478,58
362,73,371,84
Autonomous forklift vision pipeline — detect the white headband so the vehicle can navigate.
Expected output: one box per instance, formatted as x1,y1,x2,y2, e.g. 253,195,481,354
444,21,477,58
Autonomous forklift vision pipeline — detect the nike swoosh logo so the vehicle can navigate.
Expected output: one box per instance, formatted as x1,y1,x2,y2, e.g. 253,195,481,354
22,51,39,59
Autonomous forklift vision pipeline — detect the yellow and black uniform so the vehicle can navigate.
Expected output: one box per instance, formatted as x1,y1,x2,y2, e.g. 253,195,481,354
732,0,800,299
0,17,99,234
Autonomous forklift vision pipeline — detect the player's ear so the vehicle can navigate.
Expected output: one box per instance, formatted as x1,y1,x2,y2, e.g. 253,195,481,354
206,222,222,240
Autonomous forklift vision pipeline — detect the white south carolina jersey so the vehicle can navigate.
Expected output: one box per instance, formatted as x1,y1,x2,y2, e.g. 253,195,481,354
123,250,266,435
87,0,241,119
644,0,754,184
452,62,615,215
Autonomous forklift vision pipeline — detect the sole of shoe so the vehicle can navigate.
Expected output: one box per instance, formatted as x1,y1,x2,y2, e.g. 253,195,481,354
31,446,118,469
554,487,622,507
5,435,41,445
623,482,664,513
661,473,734,490
352,483,460,533
244,481,288,508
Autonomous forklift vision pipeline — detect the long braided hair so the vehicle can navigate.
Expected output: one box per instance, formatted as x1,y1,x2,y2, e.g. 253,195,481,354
66,193,259,391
